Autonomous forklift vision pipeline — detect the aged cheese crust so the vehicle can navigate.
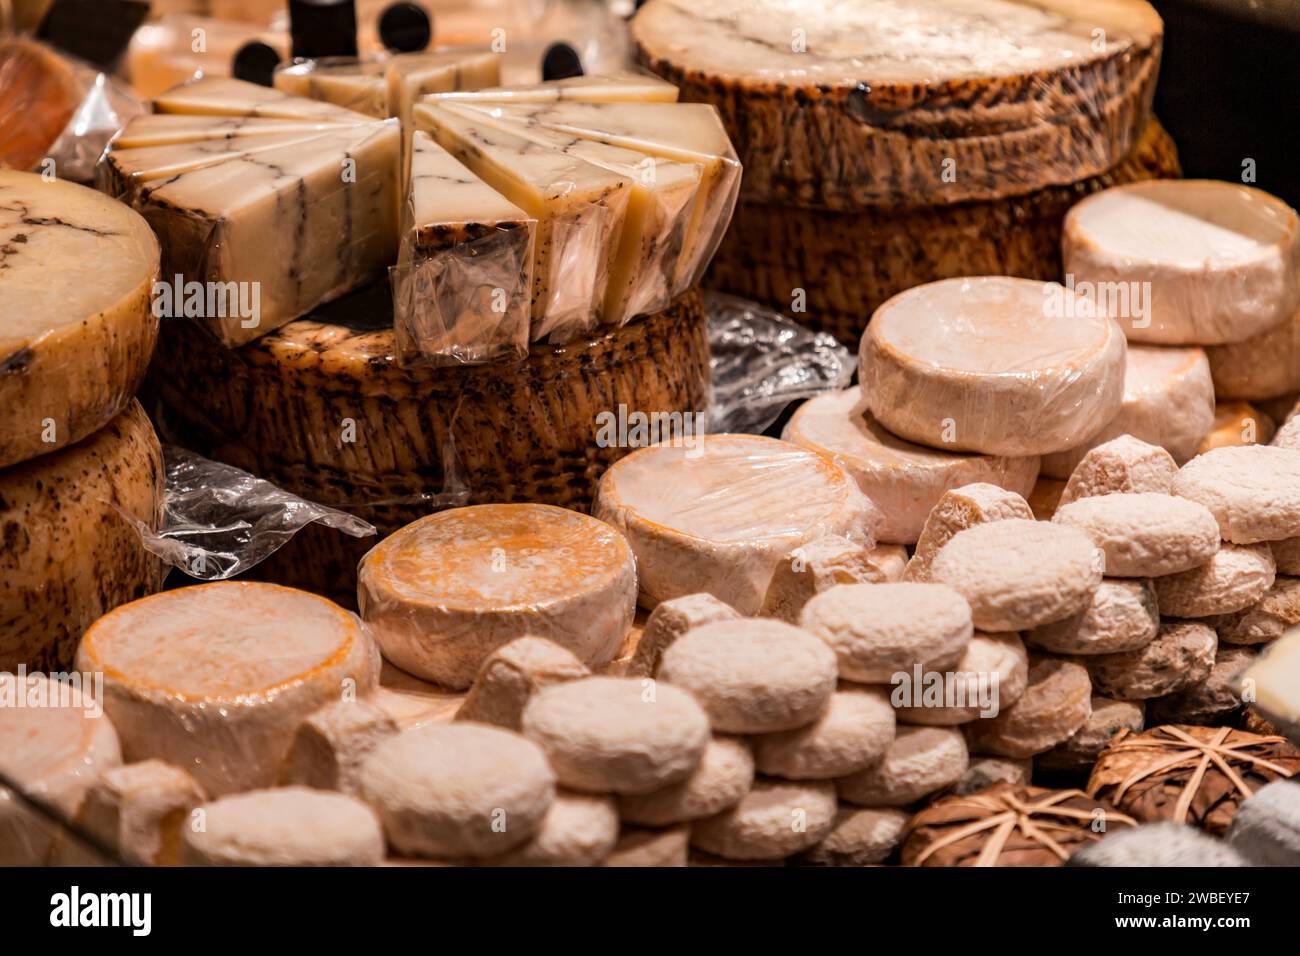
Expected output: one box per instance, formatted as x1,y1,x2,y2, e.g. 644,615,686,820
0,400,163,672
632,0,1163,208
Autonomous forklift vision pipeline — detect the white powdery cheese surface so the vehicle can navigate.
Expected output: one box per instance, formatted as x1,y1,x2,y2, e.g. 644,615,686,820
619,736,755,826
752,687,897,780
1052,492,1221,577
691,778,837,861
1026,579,1159,655
837,725,969,806
1153,543,1276,618
1173,445,1300,543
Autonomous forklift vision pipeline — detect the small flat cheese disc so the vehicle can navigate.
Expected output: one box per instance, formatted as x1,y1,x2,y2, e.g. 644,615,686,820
1207,309,1300,401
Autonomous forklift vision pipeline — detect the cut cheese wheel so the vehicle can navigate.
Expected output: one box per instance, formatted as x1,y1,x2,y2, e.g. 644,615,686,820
0,170,160,468
425,71,680,106
1040,345,1215,479
784,388,1038,544
0,38,80,172
358,504,637,689
152,75,371,122
593,434,880,614
631,0,1162,208
1063,180,1300,344
75,582,380,797
1,400,163,672
1206,309,1300,401
860,277,1126,456
0,674,121,866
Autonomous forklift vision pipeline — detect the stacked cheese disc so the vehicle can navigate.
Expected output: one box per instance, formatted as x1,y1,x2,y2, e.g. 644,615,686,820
628,0,1176,343
0,169,165,672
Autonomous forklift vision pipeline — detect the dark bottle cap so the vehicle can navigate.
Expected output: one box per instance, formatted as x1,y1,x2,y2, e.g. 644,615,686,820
379,2,433,53
232,41,283,87
36,0,149,70
289,0,359,60
541,42,583,81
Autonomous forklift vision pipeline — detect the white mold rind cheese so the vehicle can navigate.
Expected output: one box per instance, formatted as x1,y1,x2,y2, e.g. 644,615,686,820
75,582,380,797
1206,309,1300,401
594,434,881,614
358,504,637,690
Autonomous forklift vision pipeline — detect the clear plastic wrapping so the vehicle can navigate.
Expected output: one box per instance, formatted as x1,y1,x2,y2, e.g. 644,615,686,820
125,13,289,100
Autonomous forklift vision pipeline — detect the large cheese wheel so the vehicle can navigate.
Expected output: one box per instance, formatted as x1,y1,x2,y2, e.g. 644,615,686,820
705,119,1181,346
783,388,1039,544
593,433,880,613
0,170,160,468
860,277,1127,456
1063,180,1300,345
358,504,637,689
75,582,380,797
632,0,1162,209
1040,344,1216,478
0,674,122,865
0,400,163,672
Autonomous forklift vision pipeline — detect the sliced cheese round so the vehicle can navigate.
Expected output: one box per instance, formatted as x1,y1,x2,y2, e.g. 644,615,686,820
0,674,122,865
593,433,881,613
631,0,1163,208
75,582,380,797
1041,345,1215,478
1,400,163,673
783,388,1038,544
1206,309,1300,401
0,169,160,468
860,277,1126,456
358,504,637,689
1063,180,1300,344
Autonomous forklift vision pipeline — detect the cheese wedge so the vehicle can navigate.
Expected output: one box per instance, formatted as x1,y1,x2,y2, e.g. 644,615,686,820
153,75,370,122
1236,627,1300,745
414,102,631,340
272,56,392,118
425,71,679,105
112,114,358,149
471,100,739,289
441,101,701,324
393,131,536,364
386,50,501,127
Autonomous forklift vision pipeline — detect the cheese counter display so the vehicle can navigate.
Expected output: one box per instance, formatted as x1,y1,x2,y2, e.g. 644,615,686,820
3,0,1300,880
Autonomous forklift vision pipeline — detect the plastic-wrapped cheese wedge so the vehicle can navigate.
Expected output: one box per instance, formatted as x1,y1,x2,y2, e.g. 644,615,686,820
75,582,380,797
414,103,631,342
593,434,882,614
473,101,740,291
1235,626,1300,746
111,114,359,148
152,75,368,122
392,131,537,365
272,56,391,117
0,170,160,468
441,101,701,325
426,71,679,105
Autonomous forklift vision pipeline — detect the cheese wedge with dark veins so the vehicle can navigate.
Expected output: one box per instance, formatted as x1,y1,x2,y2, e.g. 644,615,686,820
393,131,536,365
152,75,370,122
442,101,701,323
272,56,391,117
385,50,500,126
413,102,631,341
112,114,359,148
129,121,400,346
476,101,739,289
425,71,679,105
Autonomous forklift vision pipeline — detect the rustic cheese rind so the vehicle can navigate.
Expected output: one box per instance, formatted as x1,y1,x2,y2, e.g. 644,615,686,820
631,0,1163,208
905,483,1036,582
1,400,164,672
1173,445,1300,543
784,389,1038,545
76,582,380,797
860,277,1127,457
1057,434,1180,505
0,170,160,468
594,434,880,613
358,504,637,689
455,636,590,731
1206,309,1300,401
1086,620,1217,699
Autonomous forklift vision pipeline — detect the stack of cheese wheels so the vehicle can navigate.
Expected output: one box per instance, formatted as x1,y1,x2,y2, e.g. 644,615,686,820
0,170,164,672
628,0,1176,343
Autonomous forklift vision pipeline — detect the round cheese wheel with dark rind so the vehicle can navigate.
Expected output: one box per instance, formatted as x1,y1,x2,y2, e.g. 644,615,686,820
75,581,380,797
0,169,160,469
0,399,163,673
359,504,637,690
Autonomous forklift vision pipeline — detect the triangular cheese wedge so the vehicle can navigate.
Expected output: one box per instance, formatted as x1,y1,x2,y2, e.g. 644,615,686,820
112,114,360,149
424,71,678,106
153,76,369,122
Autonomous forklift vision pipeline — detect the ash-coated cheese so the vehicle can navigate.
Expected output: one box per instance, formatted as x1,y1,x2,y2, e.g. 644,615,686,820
361,722,555,859
964,656,1093,758
280,699,398,795
798,583,973,685
760,534,903,624
601,823,690,867
892,632,1030,726
1206,309,1300,401
928,519,1103,632
631,0,1162,208
691,778,837,861
594,434,880,614
659,618,838,734
1173,445,1300,543
58,761,204,867
1036,697,1145,772
784,388,1038,545
797,806,909,867
619,736,755,826
1226,779,1300,866
0,170,159,468
1040,346,1215,479
183,787,384,866
358,504,636,689
1209,577,1300,645
836,726,969,807
76,581,380,797
1057,434,1179,505
1,400,163,673
455,636,590,731
1069,821,1249,867
860,277,1126,457
1152,543,1276,618
1052,492,1220,578
905,483,1035,582
627,593,739,678
0,674,122,866
1147,644,1257,725
477,791,620,867
1063,180,1300,345
1086,621,1217,700
1025,579,1159,655
753,688,897,780
521,676,710,795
